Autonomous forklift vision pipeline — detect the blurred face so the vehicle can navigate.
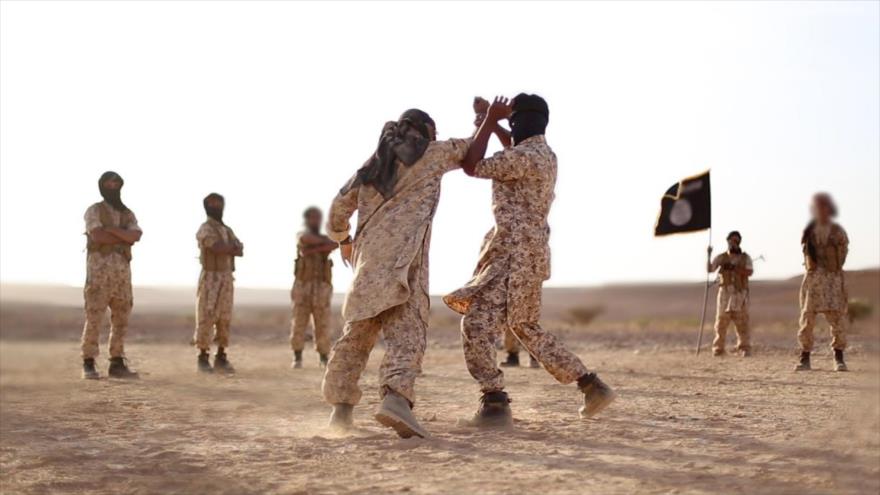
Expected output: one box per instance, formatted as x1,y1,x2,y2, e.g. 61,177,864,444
206,197,224,211
811,199,833,224
101,178,122,191
305,210,322,231
727,236,741,251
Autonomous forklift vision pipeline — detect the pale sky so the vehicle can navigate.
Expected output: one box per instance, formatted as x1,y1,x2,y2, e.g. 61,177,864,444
1,1,878,293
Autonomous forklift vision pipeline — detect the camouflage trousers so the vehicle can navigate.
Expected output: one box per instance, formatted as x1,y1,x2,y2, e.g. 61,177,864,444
193,270,234,350
503,329,520,353
81,255,133,359
713,311,751,354
289,280,332,355
460,275,589,393
798,309,848,351
322,295,427,406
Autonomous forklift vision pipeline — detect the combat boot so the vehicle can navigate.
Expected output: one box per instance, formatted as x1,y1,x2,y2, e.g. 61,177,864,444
329,403,354,430
834,349,848,372
375,390,429,438
578,373,616,419
319,353,329,368
794,351,811,371
291,351,303,369
198,350,213,373
82,358,100,380
499,352,520,367
107,357,139,379
529,355,540,368
469,391,513,428
213,348,235,374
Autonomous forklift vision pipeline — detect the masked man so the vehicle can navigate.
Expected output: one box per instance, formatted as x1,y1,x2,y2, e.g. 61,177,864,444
290,206,337,368
194,193,243,374
707,231,754,357
795,193,850,372
81,171,142,379
322,108,481,439
444,95,616,426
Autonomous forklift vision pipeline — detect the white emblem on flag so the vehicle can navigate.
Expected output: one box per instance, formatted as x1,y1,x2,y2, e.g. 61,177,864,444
669,199,693,226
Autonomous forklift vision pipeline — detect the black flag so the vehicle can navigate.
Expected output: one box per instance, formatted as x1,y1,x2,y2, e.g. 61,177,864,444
654,170,711,236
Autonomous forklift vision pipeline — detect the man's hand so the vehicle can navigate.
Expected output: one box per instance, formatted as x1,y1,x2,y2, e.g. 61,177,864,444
486,96,511,123
340,243,353,268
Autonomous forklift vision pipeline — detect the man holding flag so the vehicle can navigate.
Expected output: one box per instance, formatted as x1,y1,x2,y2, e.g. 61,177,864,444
707,231,753,357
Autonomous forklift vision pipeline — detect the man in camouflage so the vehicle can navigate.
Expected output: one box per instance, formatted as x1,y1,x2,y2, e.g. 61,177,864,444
444,95,616,426
194,193,243,374
290,206,337,369
707,231,754,357
322,108,478,438
795,192,850,372
81,171,142,379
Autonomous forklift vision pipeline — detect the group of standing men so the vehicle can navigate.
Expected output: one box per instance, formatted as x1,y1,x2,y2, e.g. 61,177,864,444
79,93,852,439
706,192,850,371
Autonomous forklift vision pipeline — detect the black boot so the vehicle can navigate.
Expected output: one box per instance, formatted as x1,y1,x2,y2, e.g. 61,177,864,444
108,357,139,379
499,352,520,367
213,348,235,374
469,391,513,428
291,350,303,369
578,373,616,419
198,350,213,373
794,351,811,371
528,355,540,369
319,353,329,368
82,358,100,380
329,403,354,430
834,349,848,372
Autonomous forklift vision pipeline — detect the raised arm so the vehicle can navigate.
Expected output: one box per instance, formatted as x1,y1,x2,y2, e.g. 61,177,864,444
462,96,511,176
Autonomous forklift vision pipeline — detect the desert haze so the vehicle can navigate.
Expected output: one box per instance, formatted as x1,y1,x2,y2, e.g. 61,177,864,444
1,270,879,494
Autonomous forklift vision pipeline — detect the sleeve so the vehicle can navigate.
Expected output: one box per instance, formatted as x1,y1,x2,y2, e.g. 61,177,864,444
84,205,102,233
473,147,528,181
744,254,754,272
126,210,142,233
326,176,360,242
837,226,849,266
196,223,220,250
438,138,472,172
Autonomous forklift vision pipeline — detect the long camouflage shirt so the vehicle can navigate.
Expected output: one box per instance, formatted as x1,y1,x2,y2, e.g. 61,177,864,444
800,222,849,313
327,138,470,323
444,135,556,323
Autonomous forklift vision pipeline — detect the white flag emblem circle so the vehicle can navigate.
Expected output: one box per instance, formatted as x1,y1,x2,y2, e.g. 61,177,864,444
669,199,693,226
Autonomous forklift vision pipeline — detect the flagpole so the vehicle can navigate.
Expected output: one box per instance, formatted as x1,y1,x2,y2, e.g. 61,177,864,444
695,227,712,355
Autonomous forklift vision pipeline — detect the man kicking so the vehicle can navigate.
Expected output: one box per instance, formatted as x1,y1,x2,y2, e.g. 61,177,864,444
444,95,616,426
322,107,480,438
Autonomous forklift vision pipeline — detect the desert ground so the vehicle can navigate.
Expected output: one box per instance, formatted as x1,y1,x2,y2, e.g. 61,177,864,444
1,271,879,494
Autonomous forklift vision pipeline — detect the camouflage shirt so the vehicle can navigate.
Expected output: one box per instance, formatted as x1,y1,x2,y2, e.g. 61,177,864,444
327,138,470,322
801,222,849,313
444,135,556,323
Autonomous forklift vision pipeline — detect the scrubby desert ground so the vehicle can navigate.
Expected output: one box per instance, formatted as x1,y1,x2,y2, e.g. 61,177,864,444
2,271,879,494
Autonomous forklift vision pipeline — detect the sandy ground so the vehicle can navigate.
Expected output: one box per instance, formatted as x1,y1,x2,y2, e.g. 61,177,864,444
1,340,878,495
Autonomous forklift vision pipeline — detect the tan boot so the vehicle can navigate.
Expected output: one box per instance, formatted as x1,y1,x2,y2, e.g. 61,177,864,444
374,391,428,439
578,373,616,419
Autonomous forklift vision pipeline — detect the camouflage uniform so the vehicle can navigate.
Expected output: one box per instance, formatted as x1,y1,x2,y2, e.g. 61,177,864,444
709,251,753,354
444,135,590,393
81,201,141,359
322,138,470,406
798,223,849,351
193,218,239,350
289,231,334,355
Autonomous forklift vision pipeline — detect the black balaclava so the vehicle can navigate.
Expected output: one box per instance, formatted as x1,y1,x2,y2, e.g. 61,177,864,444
344,109,436,199
727,231,742,254
303,206,322,234
99,171,128,212
510,93,549,145
203,192,225,224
